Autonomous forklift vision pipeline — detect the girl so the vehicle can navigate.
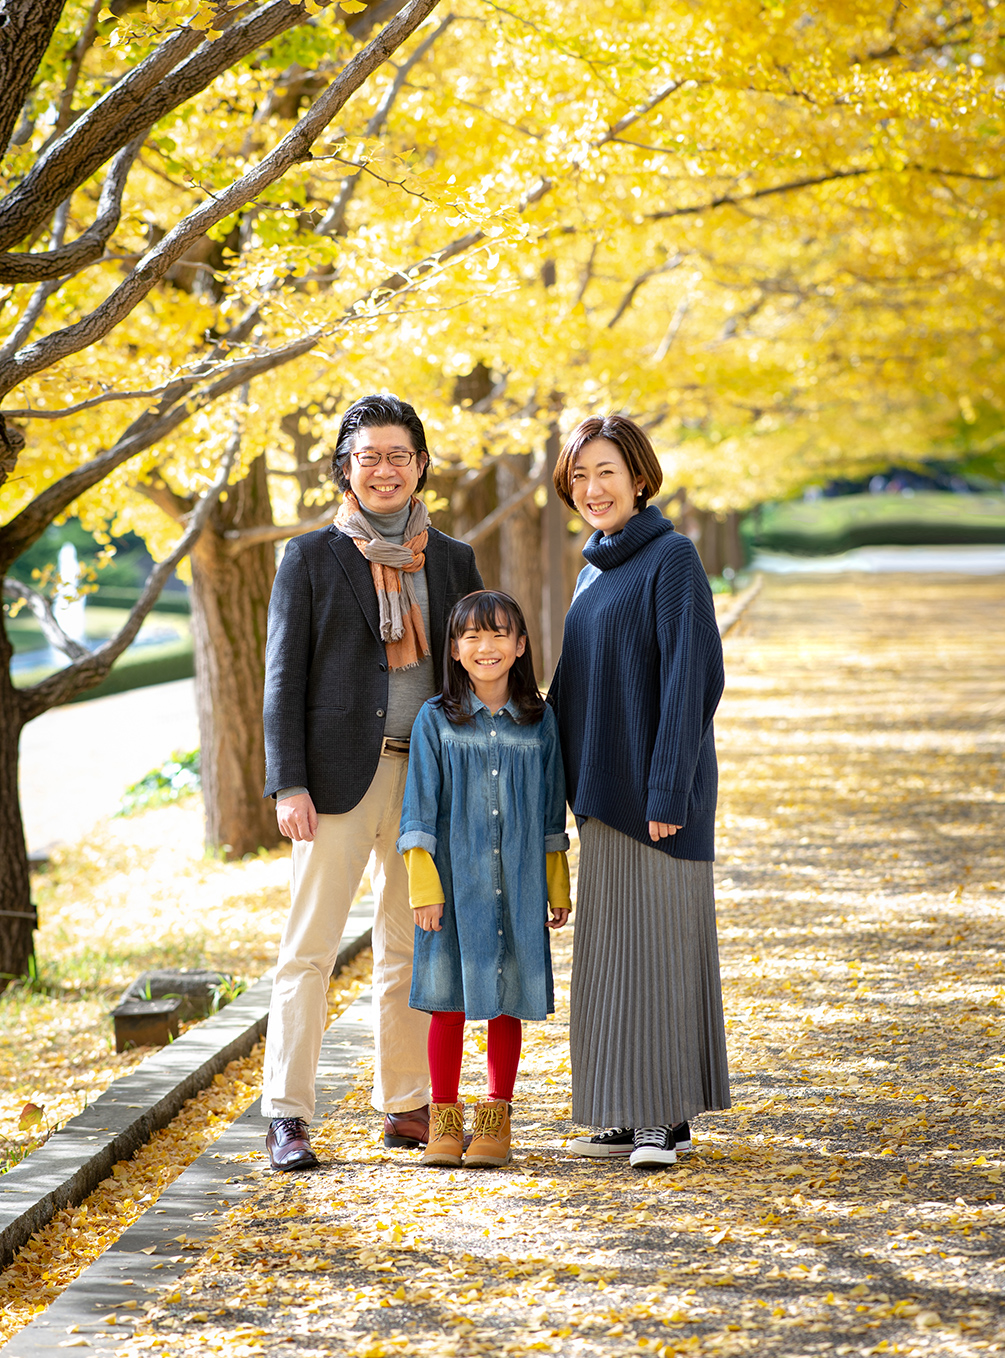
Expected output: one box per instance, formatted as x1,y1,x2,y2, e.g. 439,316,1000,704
397,590,571,1168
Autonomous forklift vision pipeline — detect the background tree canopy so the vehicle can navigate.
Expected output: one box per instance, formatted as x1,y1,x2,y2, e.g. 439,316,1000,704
1,0,1003,977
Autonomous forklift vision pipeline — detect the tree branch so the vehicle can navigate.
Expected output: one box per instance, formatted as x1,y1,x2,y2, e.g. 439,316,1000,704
0,200,71,364
462,468,547,547
223,499,339,553
653,297,689,362
133,476,196,523
16,430,240,722
0,136,144,285
0,0,443,401
317,12,456,236
647,164,1003,222
599,79,687,146
54,0,105,138
1,577,90,662
0,0,344,254
0,1,64,161
606,253,684,330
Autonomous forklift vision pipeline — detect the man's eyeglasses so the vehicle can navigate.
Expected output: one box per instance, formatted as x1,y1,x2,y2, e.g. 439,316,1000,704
352,450,418,468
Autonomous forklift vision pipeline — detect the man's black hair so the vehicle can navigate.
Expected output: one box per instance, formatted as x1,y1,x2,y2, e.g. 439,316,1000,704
330,394,429,494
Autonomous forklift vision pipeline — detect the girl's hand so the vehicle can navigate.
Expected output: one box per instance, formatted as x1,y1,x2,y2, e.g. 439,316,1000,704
414,903,444,932
648,821,682,841
547,907,570,930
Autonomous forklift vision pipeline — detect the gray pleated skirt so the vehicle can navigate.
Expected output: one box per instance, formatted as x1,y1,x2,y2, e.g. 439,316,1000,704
571,818,731,1128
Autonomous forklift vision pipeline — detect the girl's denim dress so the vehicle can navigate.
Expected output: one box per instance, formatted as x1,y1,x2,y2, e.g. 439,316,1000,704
397,696,569,1020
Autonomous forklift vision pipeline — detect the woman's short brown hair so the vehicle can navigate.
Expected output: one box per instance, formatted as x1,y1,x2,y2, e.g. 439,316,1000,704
552,413,663,511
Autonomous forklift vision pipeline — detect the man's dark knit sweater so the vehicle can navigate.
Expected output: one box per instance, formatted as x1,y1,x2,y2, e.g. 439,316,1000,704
548,506,724,861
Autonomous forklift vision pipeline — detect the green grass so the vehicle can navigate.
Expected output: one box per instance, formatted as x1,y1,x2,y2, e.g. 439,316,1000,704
747,491,1005,556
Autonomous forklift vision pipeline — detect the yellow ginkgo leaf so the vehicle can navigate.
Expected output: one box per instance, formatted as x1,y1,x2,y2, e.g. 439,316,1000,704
18,1102,44,1133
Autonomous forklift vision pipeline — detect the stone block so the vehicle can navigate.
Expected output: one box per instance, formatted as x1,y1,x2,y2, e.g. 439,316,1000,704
111,998,181,1052
119,968,229,1021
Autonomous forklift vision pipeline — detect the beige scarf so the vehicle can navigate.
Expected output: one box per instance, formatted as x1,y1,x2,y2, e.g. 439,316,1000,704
335,491,431,670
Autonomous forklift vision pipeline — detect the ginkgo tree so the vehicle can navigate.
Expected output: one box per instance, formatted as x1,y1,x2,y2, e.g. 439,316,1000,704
3,0,1004,983
0,0,445,981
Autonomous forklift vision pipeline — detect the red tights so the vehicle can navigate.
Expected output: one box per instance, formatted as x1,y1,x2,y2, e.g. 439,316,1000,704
427,1011,522,1104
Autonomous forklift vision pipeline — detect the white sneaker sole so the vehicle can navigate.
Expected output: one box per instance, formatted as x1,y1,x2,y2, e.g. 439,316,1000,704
567,1139,633,1158
629,1146,677,1168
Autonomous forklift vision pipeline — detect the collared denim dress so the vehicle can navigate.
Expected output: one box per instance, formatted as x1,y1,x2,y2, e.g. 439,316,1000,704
397,696,570,1020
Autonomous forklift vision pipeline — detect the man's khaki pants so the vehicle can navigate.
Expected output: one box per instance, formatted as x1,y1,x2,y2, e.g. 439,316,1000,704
262,754,430,1121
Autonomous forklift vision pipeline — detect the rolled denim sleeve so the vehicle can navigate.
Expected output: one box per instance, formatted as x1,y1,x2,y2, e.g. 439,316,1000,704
397,703,442,856
541,706,570,853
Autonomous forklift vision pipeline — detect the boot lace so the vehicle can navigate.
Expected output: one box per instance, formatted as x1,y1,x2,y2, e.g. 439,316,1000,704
432,1104,463,1138
473,1102,506,1138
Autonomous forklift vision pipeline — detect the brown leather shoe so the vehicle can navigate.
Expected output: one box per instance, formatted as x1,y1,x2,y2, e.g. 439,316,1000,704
266,1116,319,1171
383,1104,430,1148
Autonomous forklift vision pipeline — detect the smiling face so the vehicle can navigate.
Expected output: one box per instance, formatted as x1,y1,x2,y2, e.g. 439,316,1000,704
450,613,527,697
569,437,645,536
346,424,426,515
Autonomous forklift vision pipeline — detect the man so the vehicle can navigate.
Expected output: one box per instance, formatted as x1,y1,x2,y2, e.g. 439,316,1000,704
262,393,482,1170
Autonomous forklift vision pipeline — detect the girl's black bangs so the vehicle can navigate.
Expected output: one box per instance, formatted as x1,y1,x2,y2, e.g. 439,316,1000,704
450,594,519,638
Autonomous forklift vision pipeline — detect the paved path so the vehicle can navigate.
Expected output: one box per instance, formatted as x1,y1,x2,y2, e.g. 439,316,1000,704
8,575,1005,1357
18,679,198,857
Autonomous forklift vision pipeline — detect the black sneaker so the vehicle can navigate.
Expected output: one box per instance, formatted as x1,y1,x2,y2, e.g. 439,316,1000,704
567,1127,634,1158
673,1121,692,1152
629,1125,677,1168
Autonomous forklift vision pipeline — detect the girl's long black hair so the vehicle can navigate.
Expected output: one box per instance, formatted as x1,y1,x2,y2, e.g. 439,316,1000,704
438,590,546,727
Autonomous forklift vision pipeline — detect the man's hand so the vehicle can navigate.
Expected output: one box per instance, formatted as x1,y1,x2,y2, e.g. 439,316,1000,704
414,902,444,932
277,792,318,842
648,821,682,841
547,906,570,930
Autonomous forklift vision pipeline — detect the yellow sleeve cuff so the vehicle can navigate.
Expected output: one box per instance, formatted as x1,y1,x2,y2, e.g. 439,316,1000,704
403,847,445,908
546,850,572,913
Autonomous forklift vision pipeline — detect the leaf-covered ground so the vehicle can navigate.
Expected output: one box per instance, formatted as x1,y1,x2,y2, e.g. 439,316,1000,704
0,951,373,1345
0,805,295,1167
10,574,1005,1357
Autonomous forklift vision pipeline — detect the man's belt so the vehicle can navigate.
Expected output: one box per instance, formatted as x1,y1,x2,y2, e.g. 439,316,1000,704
380,736,410,756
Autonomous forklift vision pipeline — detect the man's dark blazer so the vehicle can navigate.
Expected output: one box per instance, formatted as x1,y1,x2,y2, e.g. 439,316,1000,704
263,523,483,815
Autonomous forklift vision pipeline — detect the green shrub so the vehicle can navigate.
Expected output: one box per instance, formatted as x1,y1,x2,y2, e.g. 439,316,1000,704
117,749,201,816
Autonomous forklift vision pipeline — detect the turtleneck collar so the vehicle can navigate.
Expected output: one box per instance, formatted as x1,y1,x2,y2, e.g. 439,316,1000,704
581,505,674,571
360,503,411,543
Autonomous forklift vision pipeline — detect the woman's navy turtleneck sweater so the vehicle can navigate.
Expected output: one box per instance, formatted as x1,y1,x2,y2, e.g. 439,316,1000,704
548,506,725,861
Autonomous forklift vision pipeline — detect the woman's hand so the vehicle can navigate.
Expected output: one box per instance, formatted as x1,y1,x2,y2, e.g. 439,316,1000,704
413,903,444,932
547,907,570,930
648,821,682,841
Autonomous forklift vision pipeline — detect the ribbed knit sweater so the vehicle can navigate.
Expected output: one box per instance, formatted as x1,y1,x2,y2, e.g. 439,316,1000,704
548,507,725,861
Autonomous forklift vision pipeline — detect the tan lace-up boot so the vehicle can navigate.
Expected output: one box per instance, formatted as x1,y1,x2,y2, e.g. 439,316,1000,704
465,1099,512,1167
421,1102,465,1167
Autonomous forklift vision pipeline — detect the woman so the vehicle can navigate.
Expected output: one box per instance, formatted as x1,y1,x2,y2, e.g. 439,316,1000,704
548,413,730,1169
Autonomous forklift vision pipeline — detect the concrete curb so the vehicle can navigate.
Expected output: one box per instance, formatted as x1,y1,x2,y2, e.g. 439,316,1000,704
717,573,762,638
3,992,377,1356
0,900,373,1272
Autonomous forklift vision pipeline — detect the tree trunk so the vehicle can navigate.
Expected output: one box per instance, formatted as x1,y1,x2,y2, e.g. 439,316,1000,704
497,455,544,679
0,1,64,160
189,454,280,858
0,634,33,985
